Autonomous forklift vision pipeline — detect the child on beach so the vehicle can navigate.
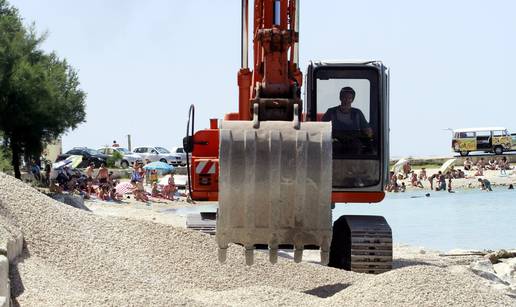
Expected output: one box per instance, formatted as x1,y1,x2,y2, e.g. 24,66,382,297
463,158,473,171
435,171,446,191
151,182,163,198
478,178,493,191
474,167,484,177
499,156,509,175
150,170,159,184
411,172,424,188
418,168,427,180
476,158,486,170
428,173,437,190
402,162,411,179
98,184,110,201
131,180,149,202
162,176,177,200
447,177,454,193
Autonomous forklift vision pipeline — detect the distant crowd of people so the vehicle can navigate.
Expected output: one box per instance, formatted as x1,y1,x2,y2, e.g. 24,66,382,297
463,156,512,176
385,156,513,193
40,159,184,203
129,161,180,202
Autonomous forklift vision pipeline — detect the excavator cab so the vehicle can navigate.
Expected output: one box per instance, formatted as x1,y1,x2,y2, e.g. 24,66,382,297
305,61,390,202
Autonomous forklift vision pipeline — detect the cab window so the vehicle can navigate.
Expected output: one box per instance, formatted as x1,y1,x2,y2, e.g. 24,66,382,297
312,68,381,188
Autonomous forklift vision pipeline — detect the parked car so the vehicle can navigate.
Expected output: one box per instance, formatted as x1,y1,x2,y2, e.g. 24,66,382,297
97,147,142,168
170,147,187,166
55,147,109,168
132,146,182,166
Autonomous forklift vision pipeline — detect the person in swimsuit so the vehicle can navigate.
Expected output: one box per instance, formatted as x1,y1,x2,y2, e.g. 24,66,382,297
96,163,109,185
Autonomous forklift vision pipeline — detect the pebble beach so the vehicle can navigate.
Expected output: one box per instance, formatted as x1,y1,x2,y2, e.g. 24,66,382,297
1,172,516,306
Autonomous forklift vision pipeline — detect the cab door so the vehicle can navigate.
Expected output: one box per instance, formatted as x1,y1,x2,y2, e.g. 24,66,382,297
305,61,389,202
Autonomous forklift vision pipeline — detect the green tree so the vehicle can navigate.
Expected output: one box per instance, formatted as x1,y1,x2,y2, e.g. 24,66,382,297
0,0,86,178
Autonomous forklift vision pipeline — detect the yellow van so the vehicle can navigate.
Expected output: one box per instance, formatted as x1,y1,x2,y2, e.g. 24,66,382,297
452,127,511,156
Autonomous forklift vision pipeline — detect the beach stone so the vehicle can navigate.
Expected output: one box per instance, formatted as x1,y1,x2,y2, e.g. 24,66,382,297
470,260,508,284
501,258,516,266
484,250,514,264
493,262,516,285
52,194,90,211
471,259,496,274
0,255,9,307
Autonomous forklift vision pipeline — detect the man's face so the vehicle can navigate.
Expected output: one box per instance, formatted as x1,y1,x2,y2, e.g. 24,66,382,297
340,92,354,111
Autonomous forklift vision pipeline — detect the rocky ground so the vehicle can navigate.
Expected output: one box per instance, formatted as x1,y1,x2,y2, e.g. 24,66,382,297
1,172,516,306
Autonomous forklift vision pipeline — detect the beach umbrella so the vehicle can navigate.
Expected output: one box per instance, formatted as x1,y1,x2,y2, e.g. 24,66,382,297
52,160,71,170
52,155,82,169
69,155,83,168
143,161,174,173
115,182,134,195
439,158,456,174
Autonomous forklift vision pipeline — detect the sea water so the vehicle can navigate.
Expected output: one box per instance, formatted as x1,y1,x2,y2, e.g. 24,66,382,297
333,189,516,252
166,190,516,252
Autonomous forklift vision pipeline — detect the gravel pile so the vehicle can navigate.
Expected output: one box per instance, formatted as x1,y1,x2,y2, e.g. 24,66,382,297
1,172,515,306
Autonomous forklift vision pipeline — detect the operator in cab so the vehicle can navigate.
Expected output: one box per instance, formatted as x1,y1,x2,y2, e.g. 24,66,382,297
321,86,373,154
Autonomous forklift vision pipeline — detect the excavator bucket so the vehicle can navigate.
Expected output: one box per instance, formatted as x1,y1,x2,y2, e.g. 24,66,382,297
217,114,333,265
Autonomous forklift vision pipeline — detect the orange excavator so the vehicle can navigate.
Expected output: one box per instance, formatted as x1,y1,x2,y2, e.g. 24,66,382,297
184,0,391,274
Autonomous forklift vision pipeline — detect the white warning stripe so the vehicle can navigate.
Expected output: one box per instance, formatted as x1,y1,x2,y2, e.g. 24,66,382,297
196,160,216,174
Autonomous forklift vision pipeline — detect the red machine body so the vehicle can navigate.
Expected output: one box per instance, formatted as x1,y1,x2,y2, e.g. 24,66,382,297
188,0,385,204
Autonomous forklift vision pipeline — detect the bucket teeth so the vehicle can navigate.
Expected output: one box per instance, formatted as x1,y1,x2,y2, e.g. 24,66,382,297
218,247,228,263
320,236,331,265
217,120,333,265
269,244,279,264
294,246,304,263
245,245,255,266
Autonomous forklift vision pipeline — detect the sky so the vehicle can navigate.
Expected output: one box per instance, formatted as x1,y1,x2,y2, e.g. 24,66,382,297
8,0,516,157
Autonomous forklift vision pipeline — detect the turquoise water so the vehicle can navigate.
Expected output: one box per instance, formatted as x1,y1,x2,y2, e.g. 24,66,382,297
334,189,516,251
165,190,516,252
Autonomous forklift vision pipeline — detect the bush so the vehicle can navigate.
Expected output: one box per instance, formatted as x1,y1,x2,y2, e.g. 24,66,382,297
0,147,13,172
106,150,123,168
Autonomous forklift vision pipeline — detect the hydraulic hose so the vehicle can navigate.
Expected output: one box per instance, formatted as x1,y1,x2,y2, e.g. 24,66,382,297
185,104,195,198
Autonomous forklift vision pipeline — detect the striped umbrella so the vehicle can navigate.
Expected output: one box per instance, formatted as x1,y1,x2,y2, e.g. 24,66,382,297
115,182,134,195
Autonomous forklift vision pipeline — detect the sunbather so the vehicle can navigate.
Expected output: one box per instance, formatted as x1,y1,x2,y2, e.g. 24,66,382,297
162,176,177,200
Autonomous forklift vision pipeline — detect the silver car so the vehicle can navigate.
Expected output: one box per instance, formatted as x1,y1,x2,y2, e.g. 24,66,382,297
171,146,187,166
97,147,142,168
132,146,182,166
